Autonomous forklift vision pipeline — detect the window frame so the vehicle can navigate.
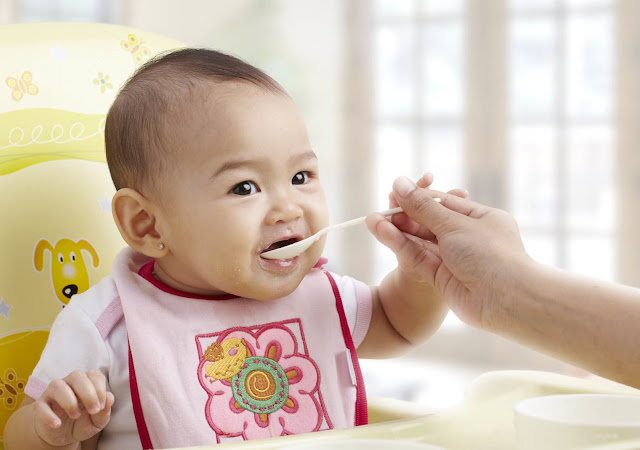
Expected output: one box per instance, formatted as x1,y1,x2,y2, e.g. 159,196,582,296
344,0,639,287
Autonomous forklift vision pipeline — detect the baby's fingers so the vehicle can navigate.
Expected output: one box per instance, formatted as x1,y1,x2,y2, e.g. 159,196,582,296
43,377,82,420
85,369,108,412
33,396,64,429
79,370,113,432
366,213,441,283
89,391,114,430
33,380,79,446
65,370,102,415
366,213,406,255
69,390,114,443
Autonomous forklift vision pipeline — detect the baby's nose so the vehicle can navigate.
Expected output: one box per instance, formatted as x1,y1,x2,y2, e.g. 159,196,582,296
266,201,303,225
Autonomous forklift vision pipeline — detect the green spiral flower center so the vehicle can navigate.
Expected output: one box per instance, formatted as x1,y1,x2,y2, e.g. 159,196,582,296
231,356,289,414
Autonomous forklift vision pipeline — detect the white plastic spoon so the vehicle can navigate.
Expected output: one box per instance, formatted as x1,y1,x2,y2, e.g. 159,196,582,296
261,196,444,260
260,207,404,260
262,197,443,260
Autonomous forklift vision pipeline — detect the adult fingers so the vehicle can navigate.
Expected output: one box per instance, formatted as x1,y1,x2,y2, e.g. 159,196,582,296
388,173,435,208
391,184,469,239
416,172,434,188
392,184,467,237
392,176,485,237
448,187,469,199
390,209,437,242
388,191,399,208
415,172,467,198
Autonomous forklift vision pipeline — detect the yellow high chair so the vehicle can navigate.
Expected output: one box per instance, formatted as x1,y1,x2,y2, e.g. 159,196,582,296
3,22,640,450
0,22,182,448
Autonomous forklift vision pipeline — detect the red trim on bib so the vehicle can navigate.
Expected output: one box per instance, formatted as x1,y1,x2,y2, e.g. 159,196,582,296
138,261,237,300
323,271,368,426
129,341,154,449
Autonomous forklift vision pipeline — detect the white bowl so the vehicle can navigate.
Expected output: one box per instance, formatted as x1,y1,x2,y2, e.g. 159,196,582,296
514,394,640,450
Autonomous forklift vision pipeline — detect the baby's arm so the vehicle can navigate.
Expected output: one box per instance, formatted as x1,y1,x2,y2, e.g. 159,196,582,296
3,370,114,450
358,174,464,358
357,270,448,359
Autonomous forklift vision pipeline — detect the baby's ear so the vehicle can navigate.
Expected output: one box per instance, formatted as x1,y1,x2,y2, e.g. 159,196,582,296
111,188,166,258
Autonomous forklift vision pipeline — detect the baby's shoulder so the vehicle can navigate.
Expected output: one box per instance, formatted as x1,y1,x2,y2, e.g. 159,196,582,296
65,274,121,325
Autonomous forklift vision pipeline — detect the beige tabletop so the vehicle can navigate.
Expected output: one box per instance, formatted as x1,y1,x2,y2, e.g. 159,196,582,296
167,370,640,450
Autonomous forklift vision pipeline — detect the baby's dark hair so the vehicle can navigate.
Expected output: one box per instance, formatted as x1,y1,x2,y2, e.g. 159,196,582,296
105,48,286,192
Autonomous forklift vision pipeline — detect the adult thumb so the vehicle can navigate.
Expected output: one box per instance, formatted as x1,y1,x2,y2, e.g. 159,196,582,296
392,176,457,237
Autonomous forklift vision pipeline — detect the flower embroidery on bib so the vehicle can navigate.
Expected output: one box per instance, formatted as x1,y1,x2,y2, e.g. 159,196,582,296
196,319,332,441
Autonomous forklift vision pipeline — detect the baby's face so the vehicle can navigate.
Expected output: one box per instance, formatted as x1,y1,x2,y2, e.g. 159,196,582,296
151,82,329,300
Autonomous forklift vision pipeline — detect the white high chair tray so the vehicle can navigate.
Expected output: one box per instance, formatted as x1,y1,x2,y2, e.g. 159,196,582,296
167,370,640,450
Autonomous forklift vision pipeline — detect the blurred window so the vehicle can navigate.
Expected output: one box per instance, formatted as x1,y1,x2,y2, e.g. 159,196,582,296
372,0,465,292
370,0,617,328
508,0,615,277
13,0,118,22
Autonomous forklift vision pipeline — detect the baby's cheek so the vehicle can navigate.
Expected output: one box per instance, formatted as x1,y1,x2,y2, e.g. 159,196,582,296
308,239,326,266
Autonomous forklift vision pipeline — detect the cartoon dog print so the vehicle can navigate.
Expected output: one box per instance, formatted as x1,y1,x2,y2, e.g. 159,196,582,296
33,238,99,306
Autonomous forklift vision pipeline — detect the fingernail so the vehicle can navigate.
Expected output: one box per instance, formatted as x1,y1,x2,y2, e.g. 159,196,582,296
394,176,416,197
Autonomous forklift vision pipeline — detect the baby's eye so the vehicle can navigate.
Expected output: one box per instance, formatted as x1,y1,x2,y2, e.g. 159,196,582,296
292,171,310,185
230,180,259,196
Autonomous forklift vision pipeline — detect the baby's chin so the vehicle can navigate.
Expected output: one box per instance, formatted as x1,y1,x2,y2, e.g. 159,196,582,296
250,269,311,300
245,263,318,301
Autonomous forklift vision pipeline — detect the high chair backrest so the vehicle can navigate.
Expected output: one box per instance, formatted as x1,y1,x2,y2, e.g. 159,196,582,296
0,23,182,446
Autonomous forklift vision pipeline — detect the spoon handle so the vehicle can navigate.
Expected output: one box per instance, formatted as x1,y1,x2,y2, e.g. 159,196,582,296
326,207,404,233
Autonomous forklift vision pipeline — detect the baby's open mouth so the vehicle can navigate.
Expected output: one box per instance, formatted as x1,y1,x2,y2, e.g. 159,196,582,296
262,238,298,254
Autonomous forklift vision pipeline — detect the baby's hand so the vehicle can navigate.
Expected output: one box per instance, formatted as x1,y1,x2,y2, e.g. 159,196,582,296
33,369,114,447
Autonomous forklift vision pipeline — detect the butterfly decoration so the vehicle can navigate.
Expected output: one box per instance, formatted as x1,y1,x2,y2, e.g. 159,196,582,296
0,368,26,410
5,71,39,102
120,34,152,66
93,72,114,94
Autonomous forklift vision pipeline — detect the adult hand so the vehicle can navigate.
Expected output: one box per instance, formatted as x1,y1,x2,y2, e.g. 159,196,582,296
377,173,468,284
369,175,640,389
366,175,532,328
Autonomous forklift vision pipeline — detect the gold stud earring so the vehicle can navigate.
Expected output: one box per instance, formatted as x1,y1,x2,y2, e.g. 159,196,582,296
158,243,165,250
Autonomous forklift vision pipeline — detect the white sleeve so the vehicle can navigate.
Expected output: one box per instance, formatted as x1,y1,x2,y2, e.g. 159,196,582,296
329,272,372,349
24,300,110,400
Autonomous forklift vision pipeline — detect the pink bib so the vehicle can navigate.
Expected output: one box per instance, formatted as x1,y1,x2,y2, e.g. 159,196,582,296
113,249,367,449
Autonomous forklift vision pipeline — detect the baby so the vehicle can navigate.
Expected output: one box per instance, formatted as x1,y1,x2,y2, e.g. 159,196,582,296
4,48,449,449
